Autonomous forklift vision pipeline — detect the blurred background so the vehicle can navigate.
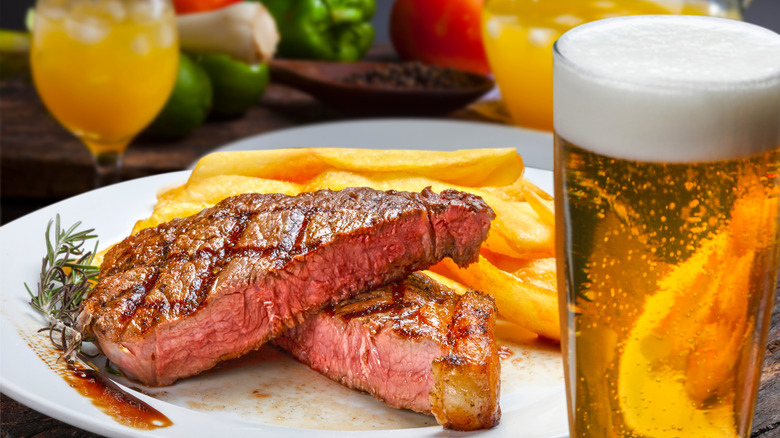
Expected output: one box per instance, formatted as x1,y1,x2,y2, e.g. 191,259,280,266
2,0,779,36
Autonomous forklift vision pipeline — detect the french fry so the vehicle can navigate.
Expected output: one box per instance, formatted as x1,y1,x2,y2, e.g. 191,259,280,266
477,251,558,293
133,202,211,234
512,257,558,291
480,231,527,261
487,202,554,259
189,149,331,184
190,148,524,188
132,175,303,233
313,148,524,187
481,176,553,202
433,256,560,341
305,169,379,192
520,187,555,228
422,270,470,295
495,318,540,345
164,174,302,204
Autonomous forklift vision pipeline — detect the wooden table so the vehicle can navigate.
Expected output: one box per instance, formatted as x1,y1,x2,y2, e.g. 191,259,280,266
1,55,779,437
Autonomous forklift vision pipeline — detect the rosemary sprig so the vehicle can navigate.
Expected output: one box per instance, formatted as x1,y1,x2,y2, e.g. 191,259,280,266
25,214,99,364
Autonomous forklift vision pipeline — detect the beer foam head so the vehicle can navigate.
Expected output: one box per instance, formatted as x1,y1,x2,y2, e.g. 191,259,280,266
554,15,780,162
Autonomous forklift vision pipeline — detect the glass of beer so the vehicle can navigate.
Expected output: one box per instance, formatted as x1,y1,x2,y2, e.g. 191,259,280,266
553,15,780,437
31,0,179,187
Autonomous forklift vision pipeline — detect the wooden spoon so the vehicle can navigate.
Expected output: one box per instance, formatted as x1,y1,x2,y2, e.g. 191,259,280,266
269,59,495,117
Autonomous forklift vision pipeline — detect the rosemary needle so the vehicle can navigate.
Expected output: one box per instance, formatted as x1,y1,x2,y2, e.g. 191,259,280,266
25,214,99,364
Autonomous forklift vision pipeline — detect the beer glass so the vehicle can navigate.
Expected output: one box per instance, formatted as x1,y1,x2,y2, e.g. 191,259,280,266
553,15,780,437
31,0,179,187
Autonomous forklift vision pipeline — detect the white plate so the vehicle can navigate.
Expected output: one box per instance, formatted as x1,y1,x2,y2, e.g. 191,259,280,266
1,120,567,438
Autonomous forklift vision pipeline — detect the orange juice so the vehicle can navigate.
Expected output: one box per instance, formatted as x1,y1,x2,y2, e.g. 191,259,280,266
31,0,178,154
481,0,739,131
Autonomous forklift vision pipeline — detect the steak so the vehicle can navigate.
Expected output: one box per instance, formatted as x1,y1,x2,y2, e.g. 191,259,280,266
78,187,494,386
274,272,501,431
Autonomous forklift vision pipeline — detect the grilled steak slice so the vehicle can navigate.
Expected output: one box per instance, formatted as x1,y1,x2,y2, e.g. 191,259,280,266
274,272,501,431
78,187,494,386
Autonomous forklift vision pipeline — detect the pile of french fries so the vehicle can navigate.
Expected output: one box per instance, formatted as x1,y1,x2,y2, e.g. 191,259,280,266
131,148,560,340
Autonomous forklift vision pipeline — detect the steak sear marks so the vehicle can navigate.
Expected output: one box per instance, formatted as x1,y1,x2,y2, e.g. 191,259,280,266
78,187,494,386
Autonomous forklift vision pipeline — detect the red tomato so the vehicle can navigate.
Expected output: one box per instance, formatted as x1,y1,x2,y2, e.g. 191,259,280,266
390,0,490,75
172,0,241,14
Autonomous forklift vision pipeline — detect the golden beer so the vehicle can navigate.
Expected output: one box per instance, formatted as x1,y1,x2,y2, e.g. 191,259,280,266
553,16,780,438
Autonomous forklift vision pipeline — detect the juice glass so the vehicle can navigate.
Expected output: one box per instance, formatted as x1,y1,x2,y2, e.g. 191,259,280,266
553,15,780,437
482,0,745,132
31,0,179,186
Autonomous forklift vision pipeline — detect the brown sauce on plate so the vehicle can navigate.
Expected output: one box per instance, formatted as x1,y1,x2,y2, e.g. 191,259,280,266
23,331,172,430
62,365,172,430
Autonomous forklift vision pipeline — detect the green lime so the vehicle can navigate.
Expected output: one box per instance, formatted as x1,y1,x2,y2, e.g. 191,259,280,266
144,52,212,139
197,54,269,119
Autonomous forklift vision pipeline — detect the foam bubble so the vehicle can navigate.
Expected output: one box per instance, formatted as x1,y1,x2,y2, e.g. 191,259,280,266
553,15,780,162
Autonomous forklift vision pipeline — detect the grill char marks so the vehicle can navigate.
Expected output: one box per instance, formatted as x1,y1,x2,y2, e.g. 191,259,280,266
274,273,501,431
78,187,495,387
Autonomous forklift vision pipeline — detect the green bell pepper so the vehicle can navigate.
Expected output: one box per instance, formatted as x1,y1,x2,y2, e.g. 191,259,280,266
254,0,375,62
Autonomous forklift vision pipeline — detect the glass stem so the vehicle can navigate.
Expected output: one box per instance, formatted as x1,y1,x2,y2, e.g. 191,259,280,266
93,150,123,188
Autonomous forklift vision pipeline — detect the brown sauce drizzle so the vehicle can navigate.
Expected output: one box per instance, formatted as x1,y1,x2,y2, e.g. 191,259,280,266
62,364,172,430
22,330,172,430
